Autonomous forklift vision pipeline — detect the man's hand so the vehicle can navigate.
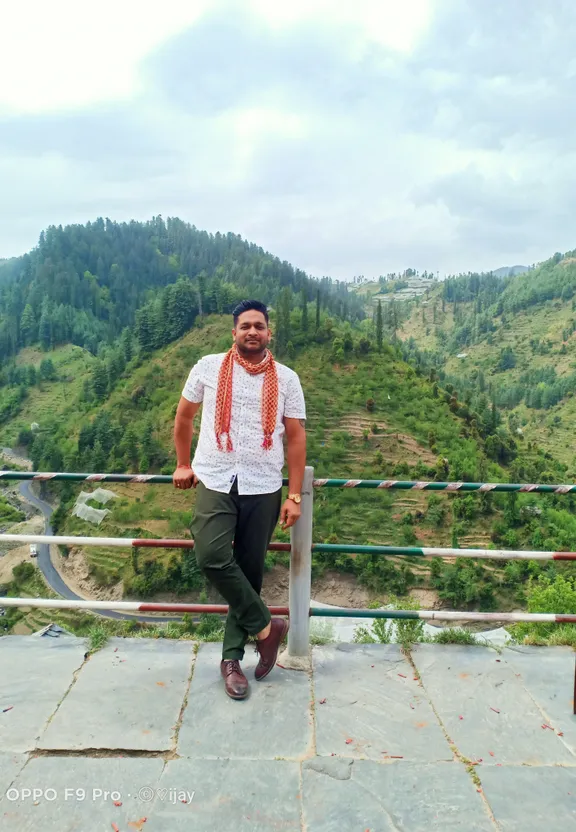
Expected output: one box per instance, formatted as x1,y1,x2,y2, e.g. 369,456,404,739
173,465,198,490
280,498,301,530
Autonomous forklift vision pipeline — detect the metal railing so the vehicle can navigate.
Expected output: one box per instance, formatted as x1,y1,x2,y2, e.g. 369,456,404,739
3,469,576,493
3,465,576,661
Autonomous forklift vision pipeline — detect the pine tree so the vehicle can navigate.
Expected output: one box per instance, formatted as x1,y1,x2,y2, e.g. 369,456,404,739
92,362,108,400
300,289,308,334
282,287,292,344
39,358,56,380
39,308,51,351
20,304,36,345
121,425,139,469
315,291,321,331
197,271,206,316
276,287,292,355
135,307,154,354
120,328,133,363
376,300,383,352
91,440,107,472
95,412,115,455
139,451,150,475
389,302,398,340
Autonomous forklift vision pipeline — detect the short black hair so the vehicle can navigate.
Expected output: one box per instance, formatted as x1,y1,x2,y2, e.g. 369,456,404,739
232,299,269,325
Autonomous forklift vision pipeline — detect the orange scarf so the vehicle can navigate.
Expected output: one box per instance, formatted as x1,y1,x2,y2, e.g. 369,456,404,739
215,345,279,452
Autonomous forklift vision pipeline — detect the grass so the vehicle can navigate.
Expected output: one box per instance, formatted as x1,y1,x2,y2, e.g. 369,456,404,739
1,344,96,446
429,628,479,645
2,313,560,611
401,288,576,468
87,624,109,653
34,320,492,582
0,493,26,525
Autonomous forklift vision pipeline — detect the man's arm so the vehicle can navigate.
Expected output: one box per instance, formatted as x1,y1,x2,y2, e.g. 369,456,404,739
173,397,202,489
284,417,307,494
280,417,307,528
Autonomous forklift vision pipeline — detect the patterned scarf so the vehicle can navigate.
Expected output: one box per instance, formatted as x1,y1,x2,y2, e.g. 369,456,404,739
215,344,279,452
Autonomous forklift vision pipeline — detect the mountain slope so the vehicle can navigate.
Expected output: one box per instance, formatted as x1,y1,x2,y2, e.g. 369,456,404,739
400,249,576,468
3,308,575,615
2,227,576,619
0,216,363,363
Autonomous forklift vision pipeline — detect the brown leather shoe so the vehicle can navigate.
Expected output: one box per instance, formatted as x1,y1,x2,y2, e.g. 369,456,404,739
254,618,290,681
220,660,249,700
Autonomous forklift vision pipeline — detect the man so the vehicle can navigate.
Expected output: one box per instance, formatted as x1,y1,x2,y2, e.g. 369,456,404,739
172,299,307,700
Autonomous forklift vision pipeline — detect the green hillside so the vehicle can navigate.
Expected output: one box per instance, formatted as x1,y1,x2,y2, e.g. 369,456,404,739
0,215,363,367
1,310,573,615
400,250,576,470
3,226,576,625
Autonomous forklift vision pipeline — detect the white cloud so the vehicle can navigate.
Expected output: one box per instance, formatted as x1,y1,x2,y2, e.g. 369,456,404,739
250,0,432,53
1,0,576,279
0,0,209,114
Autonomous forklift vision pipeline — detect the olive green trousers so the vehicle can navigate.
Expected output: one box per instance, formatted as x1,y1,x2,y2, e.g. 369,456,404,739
191,479,282,660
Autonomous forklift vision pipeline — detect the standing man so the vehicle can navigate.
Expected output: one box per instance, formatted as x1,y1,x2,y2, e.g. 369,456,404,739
172,299,307,700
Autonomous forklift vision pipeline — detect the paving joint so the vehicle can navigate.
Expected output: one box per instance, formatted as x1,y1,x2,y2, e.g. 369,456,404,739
38,650,88,738
506,653,573,757
29,748,180,759
403,645,500,829
169,641,198,751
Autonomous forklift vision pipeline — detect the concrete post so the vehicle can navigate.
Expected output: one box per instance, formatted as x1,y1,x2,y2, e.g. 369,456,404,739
280,465,313,670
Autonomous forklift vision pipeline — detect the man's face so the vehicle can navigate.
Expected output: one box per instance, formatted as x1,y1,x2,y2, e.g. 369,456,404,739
233,310,271,355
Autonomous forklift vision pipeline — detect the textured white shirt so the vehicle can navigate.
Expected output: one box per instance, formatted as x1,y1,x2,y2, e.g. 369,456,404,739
181,352,306,495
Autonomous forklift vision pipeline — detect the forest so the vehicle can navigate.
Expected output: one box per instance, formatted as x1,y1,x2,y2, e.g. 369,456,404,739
0,215,363,364
3,222,576,645
400,250,576,439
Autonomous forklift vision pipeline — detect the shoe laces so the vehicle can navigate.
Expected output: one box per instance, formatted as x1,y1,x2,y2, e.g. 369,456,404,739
223,660,241,676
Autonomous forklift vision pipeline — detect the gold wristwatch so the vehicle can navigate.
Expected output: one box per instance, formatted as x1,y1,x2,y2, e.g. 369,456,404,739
288,493,302,504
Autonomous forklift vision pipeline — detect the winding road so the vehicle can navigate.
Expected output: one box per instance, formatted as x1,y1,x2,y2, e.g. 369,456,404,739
17,480,188,624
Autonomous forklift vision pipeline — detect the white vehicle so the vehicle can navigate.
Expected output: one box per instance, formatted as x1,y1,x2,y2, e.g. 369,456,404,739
30,544,38,557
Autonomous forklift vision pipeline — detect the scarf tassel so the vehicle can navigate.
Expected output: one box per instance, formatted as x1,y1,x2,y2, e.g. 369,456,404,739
262,433,273,451
216,433,234,453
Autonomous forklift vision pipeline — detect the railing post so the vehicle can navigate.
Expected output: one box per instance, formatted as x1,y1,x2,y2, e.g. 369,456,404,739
281,465,313,669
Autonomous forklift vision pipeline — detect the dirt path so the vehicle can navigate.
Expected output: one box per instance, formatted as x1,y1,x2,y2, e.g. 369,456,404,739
0,447,33,470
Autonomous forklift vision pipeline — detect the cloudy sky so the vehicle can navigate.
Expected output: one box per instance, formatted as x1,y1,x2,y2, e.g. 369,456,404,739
1,0,575,279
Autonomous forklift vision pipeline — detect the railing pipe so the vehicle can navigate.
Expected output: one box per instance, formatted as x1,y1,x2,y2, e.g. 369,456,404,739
3,534,576,562
3,470,576,493
0,598,289,615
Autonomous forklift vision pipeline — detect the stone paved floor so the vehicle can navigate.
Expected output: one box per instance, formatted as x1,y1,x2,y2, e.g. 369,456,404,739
1,635,576,830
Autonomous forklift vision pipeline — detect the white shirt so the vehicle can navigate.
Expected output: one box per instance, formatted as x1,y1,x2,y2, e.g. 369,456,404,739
181,352,306,495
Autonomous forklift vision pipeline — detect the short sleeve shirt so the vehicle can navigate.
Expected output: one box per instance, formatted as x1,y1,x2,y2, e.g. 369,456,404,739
181,352,306,495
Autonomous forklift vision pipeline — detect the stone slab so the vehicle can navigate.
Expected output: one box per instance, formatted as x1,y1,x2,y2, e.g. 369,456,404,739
480,765,576,831
0,636,86,753
505,646,576,753
0,756,164,831
0,753,28,803
302,759,494,831
38,638,194,751
145,758,301,831
411,644,575,765
177,643,312,759
313,643,452,761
